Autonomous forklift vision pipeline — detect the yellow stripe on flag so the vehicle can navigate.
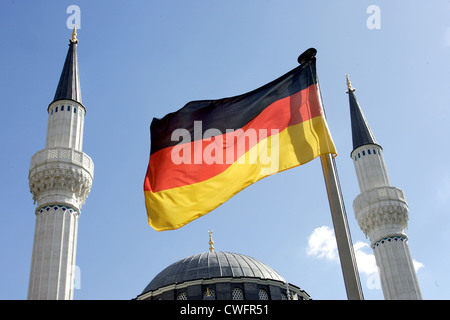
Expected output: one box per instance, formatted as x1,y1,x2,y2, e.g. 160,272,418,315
144,115,336,231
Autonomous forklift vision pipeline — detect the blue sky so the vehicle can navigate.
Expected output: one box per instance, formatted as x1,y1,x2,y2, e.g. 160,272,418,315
1,0,449,300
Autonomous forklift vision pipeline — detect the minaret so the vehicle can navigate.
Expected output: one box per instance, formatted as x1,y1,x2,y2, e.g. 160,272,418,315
27,27,94,300
346,75,422,300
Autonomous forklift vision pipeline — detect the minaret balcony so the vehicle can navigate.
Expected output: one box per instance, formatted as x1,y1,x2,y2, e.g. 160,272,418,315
30,147,93,177
28,147,94,210
353,186,409,241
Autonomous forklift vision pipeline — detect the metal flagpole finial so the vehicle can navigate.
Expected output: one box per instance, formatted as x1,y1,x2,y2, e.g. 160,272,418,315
346,74,355,93
297,48,317,65
70,25,78,44
208,231,214,252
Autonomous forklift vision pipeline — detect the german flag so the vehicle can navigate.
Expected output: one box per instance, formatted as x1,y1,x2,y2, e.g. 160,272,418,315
144,57,336,231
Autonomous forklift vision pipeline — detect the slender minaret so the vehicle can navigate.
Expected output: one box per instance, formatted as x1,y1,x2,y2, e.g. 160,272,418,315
27,27,94,300
346,75,422,300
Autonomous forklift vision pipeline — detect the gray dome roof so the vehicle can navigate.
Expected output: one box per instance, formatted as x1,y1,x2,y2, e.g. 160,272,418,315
142,251,286,293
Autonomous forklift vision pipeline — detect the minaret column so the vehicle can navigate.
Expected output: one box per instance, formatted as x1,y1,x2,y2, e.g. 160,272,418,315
45,99,85,151
346,75,421,300
27,28,93,300
352,171,421,299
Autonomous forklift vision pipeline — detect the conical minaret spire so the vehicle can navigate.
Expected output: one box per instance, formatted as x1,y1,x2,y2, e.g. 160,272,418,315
346,74,377,152
28,29,94,300
53,26,83,105
347,75,422,300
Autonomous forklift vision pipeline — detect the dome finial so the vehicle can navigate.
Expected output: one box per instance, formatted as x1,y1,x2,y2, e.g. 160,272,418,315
346,74,355,93
70,25,78,44
208,230,214,252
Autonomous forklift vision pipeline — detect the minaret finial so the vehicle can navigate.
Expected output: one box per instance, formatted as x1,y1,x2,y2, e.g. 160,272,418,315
346,74,355,93
70,25,78,44
208,230,214,252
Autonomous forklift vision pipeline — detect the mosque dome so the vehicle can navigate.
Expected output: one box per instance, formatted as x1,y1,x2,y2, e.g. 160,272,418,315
136,251,310,300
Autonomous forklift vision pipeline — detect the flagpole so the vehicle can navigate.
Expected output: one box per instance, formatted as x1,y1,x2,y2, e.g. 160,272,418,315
298,48,364,300
320,154,364,300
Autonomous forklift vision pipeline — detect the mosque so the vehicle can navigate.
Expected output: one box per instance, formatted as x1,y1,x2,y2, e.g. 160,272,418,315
136,232,310,300
26,29,422,300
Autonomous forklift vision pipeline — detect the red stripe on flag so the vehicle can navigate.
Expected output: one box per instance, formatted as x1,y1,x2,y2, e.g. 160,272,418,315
144,84,323,193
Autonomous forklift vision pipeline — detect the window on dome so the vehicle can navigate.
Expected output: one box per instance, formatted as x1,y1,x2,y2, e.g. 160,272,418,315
232,287,244,300
203,287,215,300
176,292,187,300
258,289,269,300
